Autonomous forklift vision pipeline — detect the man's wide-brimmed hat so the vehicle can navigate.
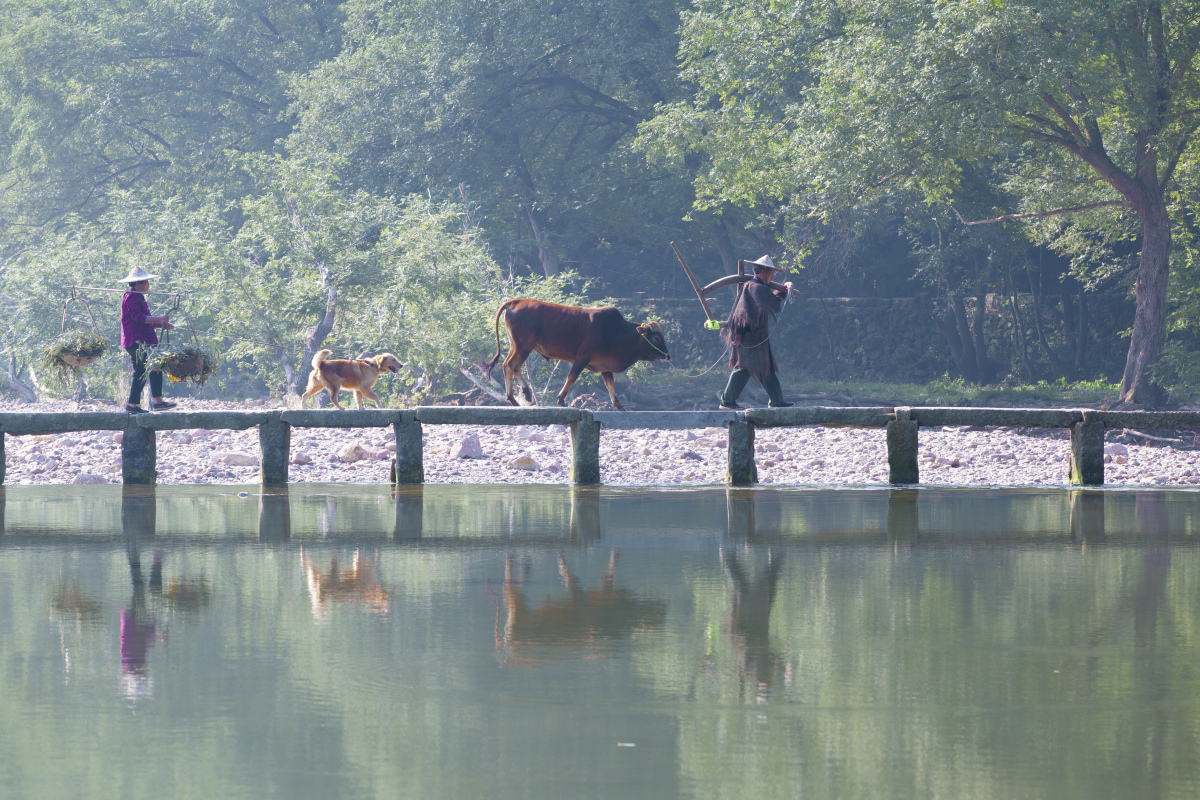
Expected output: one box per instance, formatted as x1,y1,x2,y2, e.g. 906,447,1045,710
748,255,778,272
119,266,158,284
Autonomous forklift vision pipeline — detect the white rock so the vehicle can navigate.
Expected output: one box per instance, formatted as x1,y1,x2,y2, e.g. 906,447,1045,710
451,433,484,459
1104,443,1129,457
547,424,569,434
220,451,259,467
682,431,698,441
291,452,312,465
72,473,106,484
507,455,540,470
169,432,193,444
338,442,367,463
514,426,544,442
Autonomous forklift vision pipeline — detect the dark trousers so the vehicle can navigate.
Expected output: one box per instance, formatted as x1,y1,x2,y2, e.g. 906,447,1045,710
126,345,163,406
721,368,785,406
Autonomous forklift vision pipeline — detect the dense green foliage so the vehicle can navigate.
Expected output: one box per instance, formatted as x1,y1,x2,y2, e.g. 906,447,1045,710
6,0,1200,406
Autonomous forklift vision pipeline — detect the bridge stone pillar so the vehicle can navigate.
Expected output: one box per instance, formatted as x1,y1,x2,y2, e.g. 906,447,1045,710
1069,411,1105,486
122,424,157,485
726,420,757,486
0,432,5,485
390,416,424,484
887,408,919,484
570,412,601,485
258,418,291,486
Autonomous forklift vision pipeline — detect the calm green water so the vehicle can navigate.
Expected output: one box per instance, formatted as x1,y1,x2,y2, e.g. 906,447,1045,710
1,484,1199,800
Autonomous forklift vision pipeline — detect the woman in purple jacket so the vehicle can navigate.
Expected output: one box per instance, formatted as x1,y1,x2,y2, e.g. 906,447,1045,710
120,267,176,414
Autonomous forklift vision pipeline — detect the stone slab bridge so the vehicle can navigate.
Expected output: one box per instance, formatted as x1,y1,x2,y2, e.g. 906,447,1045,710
0,406,1194,487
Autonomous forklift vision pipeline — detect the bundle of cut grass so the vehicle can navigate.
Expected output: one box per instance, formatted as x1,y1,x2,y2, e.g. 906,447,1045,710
139,343,217,387
43,330,108,384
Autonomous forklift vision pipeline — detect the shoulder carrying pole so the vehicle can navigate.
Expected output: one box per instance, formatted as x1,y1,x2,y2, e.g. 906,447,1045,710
671,242,716,325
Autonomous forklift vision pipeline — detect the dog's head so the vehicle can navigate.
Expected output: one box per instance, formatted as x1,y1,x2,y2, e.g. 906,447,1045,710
373,353,403,374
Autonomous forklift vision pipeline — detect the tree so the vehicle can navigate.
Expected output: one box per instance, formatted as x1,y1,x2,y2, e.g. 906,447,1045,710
643,0,1200,405
287,0,701,288
0,0,344,232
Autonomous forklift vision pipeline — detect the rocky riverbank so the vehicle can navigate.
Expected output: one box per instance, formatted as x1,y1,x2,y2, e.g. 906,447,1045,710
1,399,1194,487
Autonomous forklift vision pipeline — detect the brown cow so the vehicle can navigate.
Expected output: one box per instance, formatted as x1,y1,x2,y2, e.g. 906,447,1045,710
495,552,668,666
484,299,670,410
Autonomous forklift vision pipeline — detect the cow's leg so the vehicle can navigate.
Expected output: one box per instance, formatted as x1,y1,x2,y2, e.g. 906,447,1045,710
502,350,521,405
505,350,537,406
601,371,623,411
556,358,591,406
515,367,536,406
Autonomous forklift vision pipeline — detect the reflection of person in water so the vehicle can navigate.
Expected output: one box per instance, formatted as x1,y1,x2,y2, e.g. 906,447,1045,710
723,548,786,700
121,547,164,698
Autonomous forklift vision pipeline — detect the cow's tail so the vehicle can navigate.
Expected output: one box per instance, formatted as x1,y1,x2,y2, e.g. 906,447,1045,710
483,301,516,378
311,349,333,370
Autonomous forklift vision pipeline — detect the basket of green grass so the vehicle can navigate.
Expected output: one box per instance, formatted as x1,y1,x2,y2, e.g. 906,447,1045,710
43,330,108,381
140,343,217,387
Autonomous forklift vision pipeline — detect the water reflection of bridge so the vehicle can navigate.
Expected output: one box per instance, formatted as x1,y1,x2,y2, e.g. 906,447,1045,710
0,485,1193,547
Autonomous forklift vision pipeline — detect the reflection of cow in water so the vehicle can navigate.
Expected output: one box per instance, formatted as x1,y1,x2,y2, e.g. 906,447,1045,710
496,551,668,665
301,549,393,618
724,549,787,699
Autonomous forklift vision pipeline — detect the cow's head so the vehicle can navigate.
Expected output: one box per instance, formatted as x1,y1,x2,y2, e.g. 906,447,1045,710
636,321,671,362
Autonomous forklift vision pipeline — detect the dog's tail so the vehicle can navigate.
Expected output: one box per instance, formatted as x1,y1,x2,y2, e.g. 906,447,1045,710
483,300,516,378
311,349,333,370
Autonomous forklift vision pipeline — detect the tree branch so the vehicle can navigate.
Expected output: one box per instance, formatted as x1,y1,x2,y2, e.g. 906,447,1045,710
951,200,1130,226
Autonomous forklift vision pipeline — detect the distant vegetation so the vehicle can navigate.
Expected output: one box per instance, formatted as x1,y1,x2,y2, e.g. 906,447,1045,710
3,0,1200,408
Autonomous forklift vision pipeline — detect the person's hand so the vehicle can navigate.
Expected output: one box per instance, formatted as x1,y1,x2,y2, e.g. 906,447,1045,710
783,281,794,296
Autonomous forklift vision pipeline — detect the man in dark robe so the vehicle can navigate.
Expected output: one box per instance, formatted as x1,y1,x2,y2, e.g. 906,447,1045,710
719,255,794,409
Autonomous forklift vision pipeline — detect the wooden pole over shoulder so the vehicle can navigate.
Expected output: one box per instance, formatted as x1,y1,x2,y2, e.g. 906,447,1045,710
671,242,716,323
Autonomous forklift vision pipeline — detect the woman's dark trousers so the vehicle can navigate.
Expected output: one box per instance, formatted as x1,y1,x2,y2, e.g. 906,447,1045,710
126,345,163,406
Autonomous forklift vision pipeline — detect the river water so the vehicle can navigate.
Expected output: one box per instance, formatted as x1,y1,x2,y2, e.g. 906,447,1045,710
1,484,1198,799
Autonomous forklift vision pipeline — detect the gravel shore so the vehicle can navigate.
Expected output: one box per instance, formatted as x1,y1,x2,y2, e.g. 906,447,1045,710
1,399,1193,487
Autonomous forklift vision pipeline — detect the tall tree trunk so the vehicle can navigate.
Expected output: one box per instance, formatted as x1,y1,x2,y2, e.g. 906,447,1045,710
1026,262,1067,375
525,206,560,277
1120,200,1171,406
287,271,338,396
933,294,980,383
1061,274,1078,377
1075,282,1088,375
710,218,738,275
1004,264,1032,380
3,353,37,403
952,294,981,383
972,278,992,383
